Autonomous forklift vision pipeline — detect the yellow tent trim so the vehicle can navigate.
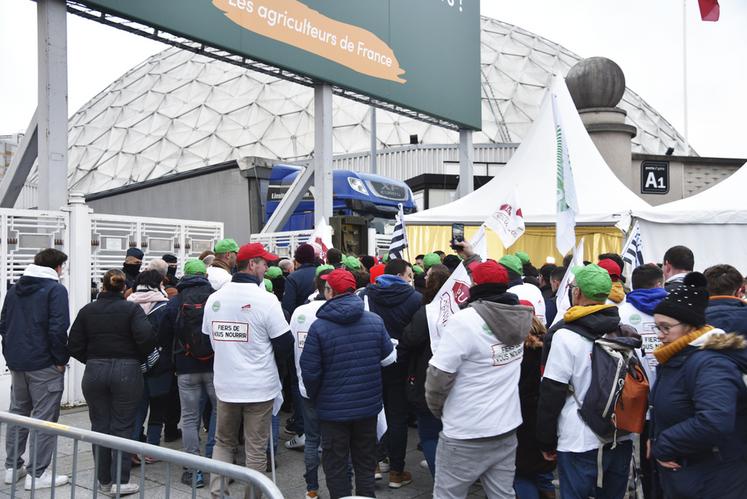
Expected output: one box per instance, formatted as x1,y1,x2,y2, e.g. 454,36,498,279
406,225,623,265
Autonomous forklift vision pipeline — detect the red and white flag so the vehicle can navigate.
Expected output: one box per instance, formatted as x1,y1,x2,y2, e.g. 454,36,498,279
698,0,720,21
307,217,333,260
426,262,472,352
485,189,525,249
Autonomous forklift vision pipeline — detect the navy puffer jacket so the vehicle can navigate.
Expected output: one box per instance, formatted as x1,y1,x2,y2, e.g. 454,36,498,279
706,297,747,338
300,293,394,422
0,265,70,371
650,329,747,499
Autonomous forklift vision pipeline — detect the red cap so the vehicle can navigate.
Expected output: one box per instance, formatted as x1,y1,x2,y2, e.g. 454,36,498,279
237,243,278,263
321,269,357,294
469,260,508,285
598,259,622,281
519,299,536,314
369,263,386,284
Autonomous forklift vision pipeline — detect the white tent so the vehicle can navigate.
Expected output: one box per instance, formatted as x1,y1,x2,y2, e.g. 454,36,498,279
631,162,747,274
405,75,650,226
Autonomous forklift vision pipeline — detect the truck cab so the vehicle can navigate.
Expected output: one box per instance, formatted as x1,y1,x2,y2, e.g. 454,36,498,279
266,164,417,232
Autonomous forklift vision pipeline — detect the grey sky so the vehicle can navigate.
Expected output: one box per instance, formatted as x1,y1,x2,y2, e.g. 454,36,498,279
1,0,745,158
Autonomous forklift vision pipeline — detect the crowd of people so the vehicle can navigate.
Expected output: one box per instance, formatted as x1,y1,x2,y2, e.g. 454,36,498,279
1,238,747,499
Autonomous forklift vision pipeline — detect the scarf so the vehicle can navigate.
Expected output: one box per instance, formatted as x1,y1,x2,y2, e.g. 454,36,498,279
608,281,626,304
563,303,616,323
653,325,714,365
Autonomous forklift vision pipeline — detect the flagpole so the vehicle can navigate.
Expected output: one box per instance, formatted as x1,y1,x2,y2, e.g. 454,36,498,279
683,0,690,155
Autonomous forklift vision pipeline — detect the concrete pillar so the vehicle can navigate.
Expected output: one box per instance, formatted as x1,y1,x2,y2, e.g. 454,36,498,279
370,106,377,175
579,108,637,186
456,129,474,199
314,84,333,222
37,0,68,211
63,192,92,405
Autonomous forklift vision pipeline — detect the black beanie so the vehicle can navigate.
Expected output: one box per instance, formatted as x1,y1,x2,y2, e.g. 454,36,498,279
653,272,710,327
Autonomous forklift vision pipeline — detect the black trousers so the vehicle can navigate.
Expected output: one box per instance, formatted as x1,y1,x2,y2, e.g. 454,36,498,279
82,359,143,485
320,416,378,499
382,372,409,472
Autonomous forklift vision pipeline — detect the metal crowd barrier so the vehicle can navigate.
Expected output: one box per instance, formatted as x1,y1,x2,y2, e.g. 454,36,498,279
0,411,283,499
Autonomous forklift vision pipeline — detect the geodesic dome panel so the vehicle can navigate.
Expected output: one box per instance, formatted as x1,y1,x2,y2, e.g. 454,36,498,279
64,16,690,194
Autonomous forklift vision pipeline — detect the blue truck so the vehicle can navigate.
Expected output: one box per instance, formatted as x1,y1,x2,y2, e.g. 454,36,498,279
266,164,417,232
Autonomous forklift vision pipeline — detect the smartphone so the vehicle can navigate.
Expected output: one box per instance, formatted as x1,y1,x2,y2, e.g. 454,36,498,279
450,223,465,251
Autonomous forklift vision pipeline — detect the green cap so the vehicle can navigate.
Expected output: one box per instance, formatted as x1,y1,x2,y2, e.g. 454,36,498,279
342,255,362,271
265,266,283,279
263,278,273,292
315,264,335,277
214,238,239,254
413,264,425,275
423,253,441,270
499,254,523,276
515,251,531,266
183,258,206,276
572,264,612,302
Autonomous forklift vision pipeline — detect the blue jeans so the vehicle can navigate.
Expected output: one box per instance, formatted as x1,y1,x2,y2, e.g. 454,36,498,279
266,414,280,454
177,372,217,458
557,441,632,499
301,397,321,491
514,471,555,499
416,410,441,477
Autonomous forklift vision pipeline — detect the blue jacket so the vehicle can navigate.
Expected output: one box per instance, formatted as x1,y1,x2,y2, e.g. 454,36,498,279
706,297,747,338
281,263,317,320
363,275,422,341
650,331,747,472
300,293,393,422
0,264,70,371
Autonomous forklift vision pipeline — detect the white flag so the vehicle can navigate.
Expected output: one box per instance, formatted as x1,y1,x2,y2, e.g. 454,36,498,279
470,224,488,260
426,262,472,352
485,189,525,249
552,238,585,326
307,217,333,260
552,92,579,256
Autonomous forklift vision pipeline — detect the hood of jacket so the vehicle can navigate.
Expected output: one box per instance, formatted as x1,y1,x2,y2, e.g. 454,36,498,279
367,275,415,306
176,275,212,292
627,288,668,316
127,289,168,314
15,264,60,296
470,299,533,346
317,293,364,325
563,304,621,337
692,328,747,371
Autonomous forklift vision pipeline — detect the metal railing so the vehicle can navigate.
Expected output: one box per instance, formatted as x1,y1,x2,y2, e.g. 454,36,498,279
0,411,283,499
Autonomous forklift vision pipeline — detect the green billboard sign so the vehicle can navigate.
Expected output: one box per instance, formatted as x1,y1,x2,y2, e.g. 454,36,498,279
74,0,481,130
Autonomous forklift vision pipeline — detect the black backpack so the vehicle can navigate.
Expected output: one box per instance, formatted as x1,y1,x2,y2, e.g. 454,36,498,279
175,286,214,361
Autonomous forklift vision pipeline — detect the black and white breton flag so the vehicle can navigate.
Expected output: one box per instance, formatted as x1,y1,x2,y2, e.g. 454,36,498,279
622,221,645,270
388,204,408,260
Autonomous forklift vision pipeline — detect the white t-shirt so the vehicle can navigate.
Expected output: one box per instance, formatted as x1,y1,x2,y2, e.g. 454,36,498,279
618,301,659,387
543,328,633,452
509,283,546,325
429,308,523,440
202,280,289,403
207,266,232,291
289,299,325,399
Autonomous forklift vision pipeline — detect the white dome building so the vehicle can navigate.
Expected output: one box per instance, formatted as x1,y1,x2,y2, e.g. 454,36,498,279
60,16,689,195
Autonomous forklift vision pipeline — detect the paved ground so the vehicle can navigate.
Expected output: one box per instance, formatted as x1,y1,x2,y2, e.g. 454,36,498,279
0,407,487,498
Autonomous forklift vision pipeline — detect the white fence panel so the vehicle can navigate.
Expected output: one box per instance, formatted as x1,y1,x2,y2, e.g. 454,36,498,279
0,208,70,409
90,214,223,285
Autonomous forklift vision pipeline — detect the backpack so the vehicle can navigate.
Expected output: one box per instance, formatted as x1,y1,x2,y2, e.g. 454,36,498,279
175,286,214,361
570,324,649,442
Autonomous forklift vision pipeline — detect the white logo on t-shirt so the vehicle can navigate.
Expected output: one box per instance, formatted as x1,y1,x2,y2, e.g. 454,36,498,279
212,321,249,342
491,344,523,366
